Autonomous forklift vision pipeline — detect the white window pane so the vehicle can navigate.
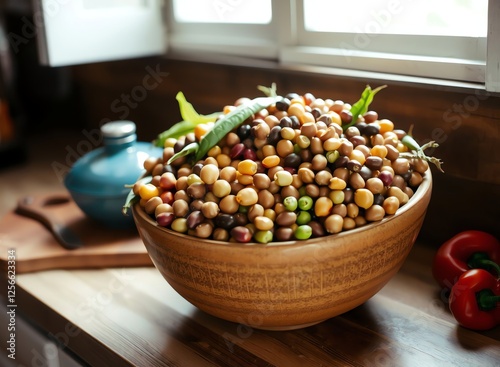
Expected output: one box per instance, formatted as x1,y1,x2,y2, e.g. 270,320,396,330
173,0,272,24
304,0,487,37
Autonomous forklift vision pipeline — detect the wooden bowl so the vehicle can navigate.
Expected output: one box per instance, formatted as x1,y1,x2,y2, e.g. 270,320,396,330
132,170,432,330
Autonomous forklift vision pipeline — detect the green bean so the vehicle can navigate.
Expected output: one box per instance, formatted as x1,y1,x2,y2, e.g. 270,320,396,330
193,95,281,162
167,142,200,165
169,85,281,165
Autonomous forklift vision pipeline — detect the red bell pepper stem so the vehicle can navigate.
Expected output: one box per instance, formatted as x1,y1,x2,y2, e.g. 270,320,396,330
433,230,500,290
468,252,500,276
476,289,500,310
449,269,500,330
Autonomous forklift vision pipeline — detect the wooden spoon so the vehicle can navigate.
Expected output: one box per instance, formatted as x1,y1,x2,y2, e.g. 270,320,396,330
15,195,83,250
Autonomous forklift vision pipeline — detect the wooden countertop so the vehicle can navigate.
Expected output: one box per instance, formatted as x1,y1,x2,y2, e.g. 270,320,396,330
1,131,499,366
8,244,500,367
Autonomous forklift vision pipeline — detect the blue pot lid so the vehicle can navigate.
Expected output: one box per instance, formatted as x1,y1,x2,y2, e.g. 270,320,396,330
64,121,162,197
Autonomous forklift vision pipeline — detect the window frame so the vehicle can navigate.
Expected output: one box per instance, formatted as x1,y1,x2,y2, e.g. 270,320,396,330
164,0,500,92
166,0,278,59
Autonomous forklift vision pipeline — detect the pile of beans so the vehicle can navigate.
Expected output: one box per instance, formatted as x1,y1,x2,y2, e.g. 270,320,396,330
134,92,429,243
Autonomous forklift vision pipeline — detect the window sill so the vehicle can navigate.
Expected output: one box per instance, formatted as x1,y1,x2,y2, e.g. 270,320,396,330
164,49,488,94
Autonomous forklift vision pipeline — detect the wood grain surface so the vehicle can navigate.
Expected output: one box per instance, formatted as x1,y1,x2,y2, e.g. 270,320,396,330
0,193,152,273
11,244,500,367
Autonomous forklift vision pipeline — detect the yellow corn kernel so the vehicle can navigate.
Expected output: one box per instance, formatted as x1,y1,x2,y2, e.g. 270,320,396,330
314,197,333,217
236,172,254,186
328,177,347,190
370,144,388,159
139,183,159,201
216,153,232,168
378,119,394,134
262,155,280,168
237,159,258,175
207,145,221,157
349,149,366,165
194,123,213,140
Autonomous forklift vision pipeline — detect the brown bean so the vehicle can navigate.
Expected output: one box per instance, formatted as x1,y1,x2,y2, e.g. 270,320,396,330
311,154,328,171
349,172,365,190
275,227,294,241
219,195,239,214
213,228,229,241
248,204,264,222
305,183,320,198
201,201,220,219
412,158,429,174
331,203,347,217
409,171,423,187
365,177,384,194
315,170,332,186
145,196,162,214
281,185,300,199
173,199,189,217
276,211,297,226
324,214,343,234
258,189,275,209
339,140,353,156
298,167,315,183
187,182,206,199
365,205,385,222
309,221,326,237
392,158,410,175
385,144,400,161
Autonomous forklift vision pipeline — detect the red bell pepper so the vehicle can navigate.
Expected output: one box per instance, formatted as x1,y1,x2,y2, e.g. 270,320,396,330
449,269,500,330
432,230,500,290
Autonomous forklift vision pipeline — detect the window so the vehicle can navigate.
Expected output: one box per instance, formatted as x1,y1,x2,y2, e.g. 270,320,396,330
173,0,272,24
167,0,276,58
280,0,488,84
166,0,500,92
32,0,499,91
303,0,487,37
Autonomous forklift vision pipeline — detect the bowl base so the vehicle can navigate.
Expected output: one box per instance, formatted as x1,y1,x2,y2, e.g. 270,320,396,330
245,319,327,331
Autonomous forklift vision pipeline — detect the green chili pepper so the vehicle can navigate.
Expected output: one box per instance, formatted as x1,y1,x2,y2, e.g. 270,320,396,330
345,85,387,130
400,125,444,172
168,84,281,165
153,92,221,147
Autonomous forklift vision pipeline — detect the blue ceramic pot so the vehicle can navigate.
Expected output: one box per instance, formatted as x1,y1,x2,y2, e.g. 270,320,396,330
64,121,162,229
